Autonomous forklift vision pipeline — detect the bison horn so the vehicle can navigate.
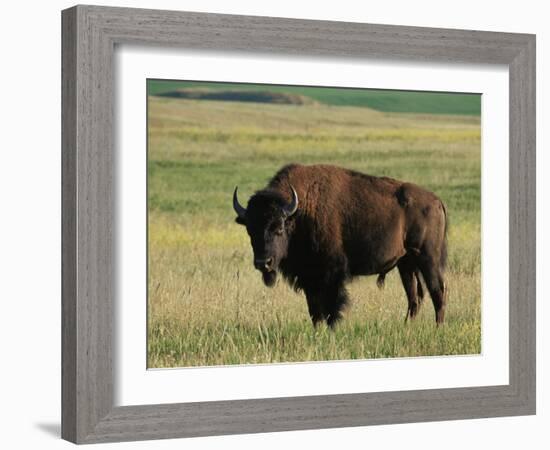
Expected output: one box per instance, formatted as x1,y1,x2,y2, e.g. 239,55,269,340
233,186,247,219
283,185,299,217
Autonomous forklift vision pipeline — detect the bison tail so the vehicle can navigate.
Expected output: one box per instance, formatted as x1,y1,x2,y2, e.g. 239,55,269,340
440,200,449,272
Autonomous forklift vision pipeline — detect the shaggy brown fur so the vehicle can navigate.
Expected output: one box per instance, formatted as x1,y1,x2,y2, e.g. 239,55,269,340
234,164,448,327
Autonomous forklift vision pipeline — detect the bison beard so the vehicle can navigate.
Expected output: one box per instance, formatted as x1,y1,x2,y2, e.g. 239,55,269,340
262,270,277,287
233,163,448,328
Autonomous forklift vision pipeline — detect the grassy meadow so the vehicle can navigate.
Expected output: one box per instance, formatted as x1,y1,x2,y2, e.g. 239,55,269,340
147,81,481,368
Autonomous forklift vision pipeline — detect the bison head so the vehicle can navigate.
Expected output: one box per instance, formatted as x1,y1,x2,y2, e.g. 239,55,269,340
233,186,298,287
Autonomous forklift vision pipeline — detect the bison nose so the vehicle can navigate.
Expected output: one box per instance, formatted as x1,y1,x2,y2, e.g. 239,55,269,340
254,257,273,271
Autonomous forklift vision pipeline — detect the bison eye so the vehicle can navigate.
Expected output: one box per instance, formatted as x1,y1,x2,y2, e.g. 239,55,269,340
270,223,284,235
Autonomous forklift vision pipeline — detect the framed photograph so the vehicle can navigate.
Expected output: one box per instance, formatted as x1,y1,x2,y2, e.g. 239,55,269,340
61,5,535,444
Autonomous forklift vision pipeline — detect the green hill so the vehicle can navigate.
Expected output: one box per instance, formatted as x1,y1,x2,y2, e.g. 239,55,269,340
147,79,481,116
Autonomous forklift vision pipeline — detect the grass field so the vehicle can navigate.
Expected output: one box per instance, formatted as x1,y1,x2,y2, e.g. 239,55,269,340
147,82,481,368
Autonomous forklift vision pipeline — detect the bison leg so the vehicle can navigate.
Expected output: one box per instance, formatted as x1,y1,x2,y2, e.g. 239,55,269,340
415,270,425,302
397,256,421,321
323,284,349,329
418,261,446,325
305,282,349,329
304,289,325,327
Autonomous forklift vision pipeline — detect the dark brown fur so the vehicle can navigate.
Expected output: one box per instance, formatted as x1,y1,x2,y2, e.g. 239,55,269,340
235,164,448,327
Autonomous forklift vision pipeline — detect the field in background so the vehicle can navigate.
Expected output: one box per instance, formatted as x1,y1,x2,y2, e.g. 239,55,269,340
147,81,481,368
148,80,482,115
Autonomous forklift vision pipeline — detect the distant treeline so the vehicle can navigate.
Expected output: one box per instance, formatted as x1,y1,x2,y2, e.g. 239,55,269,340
156,88,317,105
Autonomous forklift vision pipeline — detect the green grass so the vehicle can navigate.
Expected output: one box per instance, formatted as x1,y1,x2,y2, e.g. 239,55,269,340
148,79,481,116
147,89,481,368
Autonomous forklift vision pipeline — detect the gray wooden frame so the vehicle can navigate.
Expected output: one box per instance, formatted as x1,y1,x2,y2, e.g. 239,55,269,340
61,4,536,444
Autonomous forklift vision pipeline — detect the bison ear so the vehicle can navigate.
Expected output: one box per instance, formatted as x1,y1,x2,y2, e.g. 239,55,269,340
235,216,246,226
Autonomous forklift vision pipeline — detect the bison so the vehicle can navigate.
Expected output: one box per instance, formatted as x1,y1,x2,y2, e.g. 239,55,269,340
233,164,448,328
